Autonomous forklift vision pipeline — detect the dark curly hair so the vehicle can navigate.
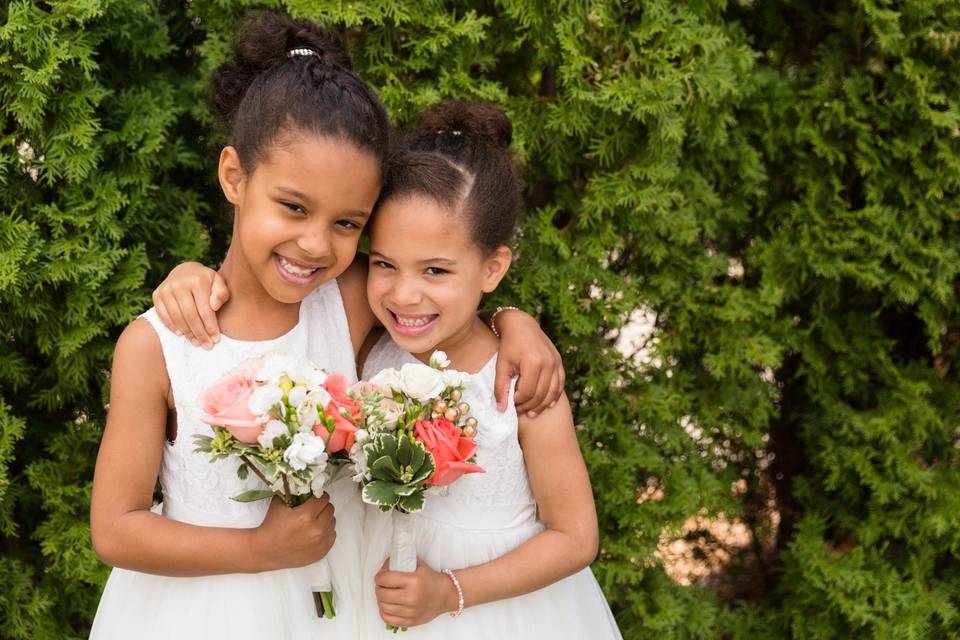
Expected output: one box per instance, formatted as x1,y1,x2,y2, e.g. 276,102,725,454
210,12,391,173
378,100,521,254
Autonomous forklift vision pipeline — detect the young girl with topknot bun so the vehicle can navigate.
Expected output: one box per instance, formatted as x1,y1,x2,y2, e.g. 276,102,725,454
89,12,388,639
359,101,622,639
90,12,563,639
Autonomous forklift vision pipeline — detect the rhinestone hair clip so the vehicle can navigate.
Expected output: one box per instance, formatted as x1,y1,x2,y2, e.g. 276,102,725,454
287,47,319,58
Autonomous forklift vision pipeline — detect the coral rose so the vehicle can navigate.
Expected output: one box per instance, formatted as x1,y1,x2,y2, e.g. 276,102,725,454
414,418,484,486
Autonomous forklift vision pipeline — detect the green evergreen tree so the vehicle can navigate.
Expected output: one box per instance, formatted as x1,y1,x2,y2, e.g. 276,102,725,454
2,1,958,638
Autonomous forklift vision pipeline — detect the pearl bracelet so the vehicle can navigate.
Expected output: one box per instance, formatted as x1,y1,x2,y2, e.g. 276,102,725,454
441,568,464,617
489,305,521,338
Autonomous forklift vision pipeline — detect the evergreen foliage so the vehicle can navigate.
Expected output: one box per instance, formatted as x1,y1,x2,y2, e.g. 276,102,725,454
2,1,958,638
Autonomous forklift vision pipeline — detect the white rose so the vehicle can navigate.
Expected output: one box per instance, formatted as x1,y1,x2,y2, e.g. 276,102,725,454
378,398,402,430
284,432,328,471
429,350,451,369
398,363,445,401
248,385,283,415
368,367,403,393
256,419,288,448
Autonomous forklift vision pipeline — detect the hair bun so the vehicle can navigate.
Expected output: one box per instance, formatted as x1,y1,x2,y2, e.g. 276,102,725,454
233,12,351,72
211,12,351,130
416,101,512,148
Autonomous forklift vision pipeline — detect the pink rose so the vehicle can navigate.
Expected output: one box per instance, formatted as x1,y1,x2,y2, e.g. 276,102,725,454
199,370,263,444
314,372,360,453
414,418,484,487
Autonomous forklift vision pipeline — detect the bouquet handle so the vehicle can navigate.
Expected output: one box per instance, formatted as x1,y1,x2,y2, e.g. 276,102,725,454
304,557,335,619
389,510,417,572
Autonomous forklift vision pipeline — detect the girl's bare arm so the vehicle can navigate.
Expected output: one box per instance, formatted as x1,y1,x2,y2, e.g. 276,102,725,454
373,393,598,626
89,319,336,576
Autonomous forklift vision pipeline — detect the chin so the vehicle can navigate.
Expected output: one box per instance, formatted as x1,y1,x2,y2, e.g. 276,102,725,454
389,333,439,357
265,280,315,304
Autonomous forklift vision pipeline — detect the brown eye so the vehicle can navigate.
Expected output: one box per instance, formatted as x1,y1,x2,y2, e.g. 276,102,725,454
281,201,306,214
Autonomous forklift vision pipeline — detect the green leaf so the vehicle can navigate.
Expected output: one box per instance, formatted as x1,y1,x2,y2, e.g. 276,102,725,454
397,491,425,514
231,490,275,503
361,480,403,507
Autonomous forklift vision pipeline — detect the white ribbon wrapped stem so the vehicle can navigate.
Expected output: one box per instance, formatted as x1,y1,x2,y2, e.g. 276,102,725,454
304,557,334,618
389,510,418,572
304,556,333,592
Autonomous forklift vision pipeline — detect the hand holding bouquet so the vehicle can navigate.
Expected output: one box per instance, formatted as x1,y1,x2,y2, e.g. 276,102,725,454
193,353,362,619
352,351,484,630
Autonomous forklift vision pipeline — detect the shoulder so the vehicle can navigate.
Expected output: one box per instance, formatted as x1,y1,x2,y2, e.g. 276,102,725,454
116,316,162,356
112,317,170,399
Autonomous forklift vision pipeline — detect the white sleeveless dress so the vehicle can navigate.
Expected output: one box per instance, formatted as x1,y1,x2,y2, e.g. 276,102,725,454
360,334,622,640
90,280,364,640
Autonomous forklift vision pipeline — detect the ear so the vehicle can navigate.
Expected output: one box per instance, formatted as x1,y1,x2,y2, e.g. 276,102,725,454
218,146,246,206
480,245,513,294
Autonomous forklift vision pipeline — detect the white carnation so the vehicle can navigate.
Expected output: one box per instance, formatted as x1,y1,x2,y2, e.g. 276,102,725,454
287,361,327,387
284,432,328,471
254,354,298,384
256,419,288,448
248,385,283,415
398,362,445,401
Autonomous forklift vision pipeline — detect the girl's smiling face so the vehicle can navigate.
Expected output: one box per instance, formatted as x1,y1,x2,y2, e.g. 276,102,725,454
367,193,512,360
220,132,381,304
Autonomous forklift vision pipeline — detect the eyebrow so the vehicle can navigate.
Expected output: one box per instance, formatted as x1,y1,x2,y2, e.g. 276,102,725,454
276,186,370,219
370,251,455,266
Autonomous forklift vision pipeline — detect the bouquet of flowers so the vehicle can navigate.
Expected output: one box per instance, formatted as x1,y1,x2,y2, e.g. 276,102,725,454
193,353,362,619
352,351,484,629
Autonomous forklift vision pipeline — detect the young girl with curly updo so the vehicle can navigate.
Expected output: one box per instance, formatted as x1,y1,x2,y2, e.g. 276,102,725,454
358,101,622,639
89,13,559,639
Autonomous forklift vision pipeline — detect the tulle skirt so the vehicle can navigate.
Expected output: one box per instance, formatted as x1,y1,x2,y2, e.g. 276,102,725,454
90,482,364,640
360,507,622,640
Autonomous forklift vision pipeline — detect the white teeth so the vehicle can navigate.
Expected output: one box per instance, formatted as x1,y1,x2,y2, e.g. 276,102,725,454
395,314,433,328
279,256,318,277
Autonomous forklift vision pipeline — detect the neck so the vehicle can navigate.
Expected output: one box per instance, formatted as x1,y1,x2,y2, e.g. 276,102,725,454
412,316,498,374
217,245,301,341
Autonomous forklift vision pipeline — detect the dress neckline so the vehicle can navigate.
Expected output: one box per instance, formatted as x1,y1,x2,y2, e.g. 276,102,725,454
215,298,306,347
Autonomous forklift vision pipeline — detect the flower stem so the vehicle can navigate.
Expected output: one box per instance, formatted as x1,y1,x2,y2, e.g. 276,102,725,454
239,454,273,491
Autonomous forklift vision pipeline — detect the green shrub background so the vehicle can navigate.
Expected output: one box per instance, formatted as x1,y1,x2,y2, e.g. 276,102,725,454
2,1,959,638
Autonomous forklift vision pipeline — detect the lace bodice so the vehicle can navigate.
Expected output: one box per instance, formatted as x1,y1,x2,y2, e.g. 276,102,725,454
141,279,357,529
362,334,536,530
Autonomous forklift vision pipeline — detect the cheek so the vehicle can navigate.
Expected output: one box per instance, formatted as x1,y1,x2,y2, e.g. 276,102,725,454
365,273,390,308
237,207,288,251
331,233,360,265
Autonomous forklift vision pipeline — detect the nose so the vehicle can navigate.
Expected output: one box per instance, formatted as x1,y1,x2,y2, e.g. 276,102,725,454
296,223,332,259
390,274,423,307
